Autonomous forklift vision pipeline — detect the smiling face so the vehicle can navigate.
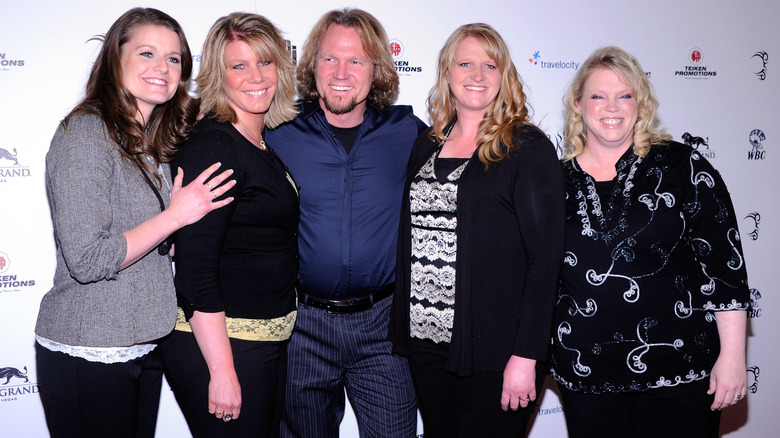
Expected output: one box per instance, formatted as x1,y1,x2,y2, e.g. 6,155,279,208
446,36,501,118
119,25,182,124
576,67,638,153
315,24,374,125
222,39,278,124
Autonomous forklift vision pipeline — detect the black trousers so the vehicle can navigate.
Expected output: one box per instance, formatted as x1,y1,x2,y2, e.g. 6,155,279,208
35,341,163,438
558,379,721,438
408,339,543,438
160,330,287,438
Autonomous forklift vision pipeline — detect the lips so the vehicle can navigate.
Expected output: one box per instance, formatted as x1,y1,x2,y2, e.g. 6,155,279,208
600,118,623,126
143,78,168,86
464,85,487,91
330,85,353,91
243,89,267,97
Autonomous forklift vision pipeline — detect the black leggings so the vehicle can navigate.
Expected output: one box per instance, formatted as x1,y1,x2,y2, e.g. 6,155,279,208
558,379,721,438
408,339,543,438
160,330,287,438
35,342,163,438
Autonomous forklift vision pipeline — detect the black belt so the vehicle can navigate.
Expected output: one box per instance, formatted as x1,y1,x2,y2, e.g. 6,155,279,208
297,283,394,314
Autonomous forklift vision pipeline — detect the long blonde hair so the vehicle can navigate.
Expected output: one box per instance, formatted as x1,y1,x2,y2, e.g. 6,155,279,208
562,46,670,161
428,23,531,167
296,8,398,108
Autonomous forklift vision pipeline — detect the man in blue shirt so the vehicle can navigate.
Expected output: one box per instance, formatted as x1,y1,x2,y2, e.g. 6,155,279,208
265,8,426,437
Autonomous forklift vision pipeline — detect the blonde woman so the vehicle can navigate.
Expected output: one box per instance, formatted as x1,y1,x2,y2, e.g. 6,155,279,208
160,12,298,436
391,23,565,437
549,46,749,438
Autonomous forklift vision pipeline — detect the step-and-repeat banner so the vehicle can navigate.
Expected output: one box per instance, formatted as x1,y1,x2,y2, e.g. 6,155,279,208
1,0,776,436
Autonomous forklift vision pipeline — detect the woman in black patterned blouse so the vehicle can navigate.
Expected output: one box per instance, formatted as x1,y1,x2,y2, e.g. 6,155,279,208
549,46,750,438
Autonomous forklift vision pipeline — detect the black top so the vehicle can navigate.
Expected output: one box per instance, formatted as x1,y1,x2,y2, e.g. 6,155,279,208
172,116,299,320
391,124,566,376
550,142,750,394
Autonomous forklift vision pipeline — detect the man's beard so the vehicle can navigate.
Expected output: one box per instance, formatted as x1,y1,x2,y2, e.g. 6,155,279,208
321,94,359,115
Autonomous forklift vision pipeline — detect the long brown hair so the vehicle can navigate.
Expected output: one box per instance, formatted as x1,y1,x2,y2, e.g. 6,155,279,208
428,23,531,167
64,7,197,184
296,8,398,109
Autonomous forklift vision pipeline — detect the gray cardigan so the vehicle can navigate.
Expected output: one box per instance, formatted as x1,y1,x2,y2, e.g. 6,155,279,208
35,114,177,347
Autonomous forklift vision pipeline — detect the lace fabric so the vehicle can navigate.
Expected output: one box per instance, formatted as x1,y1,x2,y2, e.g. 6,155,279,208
35,335,156,364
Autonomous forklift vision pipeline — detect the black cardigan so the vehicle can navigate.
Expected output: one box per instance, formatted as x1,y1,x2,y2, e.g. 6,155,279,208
391,124,565,376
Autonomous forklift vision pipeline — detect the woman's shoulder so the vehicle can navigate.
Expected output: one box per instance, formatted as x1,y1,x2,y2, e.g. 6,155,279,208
175,116,246,168
49,113,114,160
511,123,550,145
647,139,699,165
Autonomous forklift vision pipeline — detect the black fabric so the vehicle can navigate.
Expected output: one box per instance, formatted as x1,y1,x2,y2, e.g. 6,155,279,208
160,331,287,437
558,379,721,438
329,123,360,154
408,338,543,437
35,342,163,438
391,124,566,375
172,115,299,321
550,142,750,394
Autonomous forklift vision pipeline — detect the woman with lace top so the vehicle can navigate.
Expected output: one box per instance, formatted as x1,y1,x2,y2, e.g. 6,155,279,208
548,46,750,438
35,8,234,437
390,23,565,437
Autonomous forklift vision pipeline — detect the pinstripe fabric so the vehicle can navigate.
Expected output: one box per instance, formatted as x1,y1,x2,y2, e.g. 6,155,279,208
281,297,417,438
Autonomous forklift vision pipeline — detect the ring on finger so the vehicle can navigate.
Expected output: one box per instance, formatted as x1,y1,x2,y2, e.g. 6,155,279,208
521,397,530,402
223,414,233,422
207,183,213,190
215,410,222,415
734,394,742,400
212,190,218,199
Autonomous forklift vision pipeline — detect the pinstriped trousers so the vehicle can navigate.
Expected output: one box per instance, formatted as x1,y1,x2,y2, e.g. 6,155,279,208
280,296,417,438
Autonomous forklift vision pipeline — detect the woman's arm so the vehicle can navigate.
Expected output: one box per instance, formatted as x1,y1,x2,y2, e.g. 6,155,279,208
188,311,242,420
121,163,234,269
708,310,747,410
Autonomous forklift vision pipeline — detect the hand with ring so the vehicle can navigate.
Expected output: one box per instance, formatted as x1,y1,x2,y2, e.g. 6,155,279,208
223,414,233,422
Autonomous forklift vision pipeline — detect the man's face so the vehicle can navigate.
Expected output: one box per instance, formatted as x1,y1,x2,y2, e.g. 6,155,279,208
315,24,374,118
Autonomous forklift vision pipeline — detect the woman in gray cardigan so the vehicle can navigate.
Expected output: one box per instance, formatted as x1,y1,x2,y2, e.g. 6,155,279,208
34,8,234,437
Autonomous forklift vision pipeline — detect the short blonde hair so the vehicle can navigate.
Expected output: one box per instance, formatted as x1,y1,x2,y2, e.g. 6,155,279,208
562,46,670,161
427,23,531,167
197,12,297,128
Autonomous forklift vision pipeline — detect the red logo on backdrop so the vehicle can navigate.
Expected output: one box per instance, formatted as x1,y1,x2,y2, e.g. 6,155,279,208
0,252,8,273
389,39,404,58
690,48,702,64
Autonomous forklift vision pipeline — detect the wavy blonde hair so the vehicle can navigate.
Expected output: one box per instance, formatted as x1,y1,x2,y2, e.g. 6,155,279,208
428,23,531,167
197,12,297,128
296,8,399,108
562,46,670,161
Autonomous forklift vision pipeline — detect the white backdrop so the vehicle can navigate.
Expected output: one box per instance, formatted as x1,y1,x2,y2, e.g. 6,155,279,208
0,1,777,436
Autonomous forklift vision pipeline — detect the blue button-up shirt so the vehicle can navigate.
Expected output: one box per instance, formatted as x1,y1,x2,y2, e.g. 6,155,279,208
266,101,426,299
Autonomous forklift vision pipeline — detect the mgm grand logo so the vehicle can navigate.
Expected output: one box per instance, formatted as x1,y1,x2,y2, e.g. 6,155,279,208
0,146,32,179
0,366,38,402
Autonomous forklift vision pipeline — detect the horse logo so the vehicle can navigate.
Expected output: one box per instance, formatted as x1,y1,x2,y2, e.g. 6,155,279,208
681,132,709,150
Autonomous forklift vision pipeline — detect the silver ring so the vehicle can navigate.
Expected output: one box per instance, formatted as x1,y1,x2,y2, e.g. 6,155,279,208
223,414,233,422
734,394,742,400
521,397,530,402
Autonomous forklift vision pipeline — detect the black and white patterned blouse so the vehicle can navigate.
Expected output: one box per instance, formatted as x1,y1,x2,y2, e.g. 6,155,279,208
550,141,750,394
409,150,470,343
